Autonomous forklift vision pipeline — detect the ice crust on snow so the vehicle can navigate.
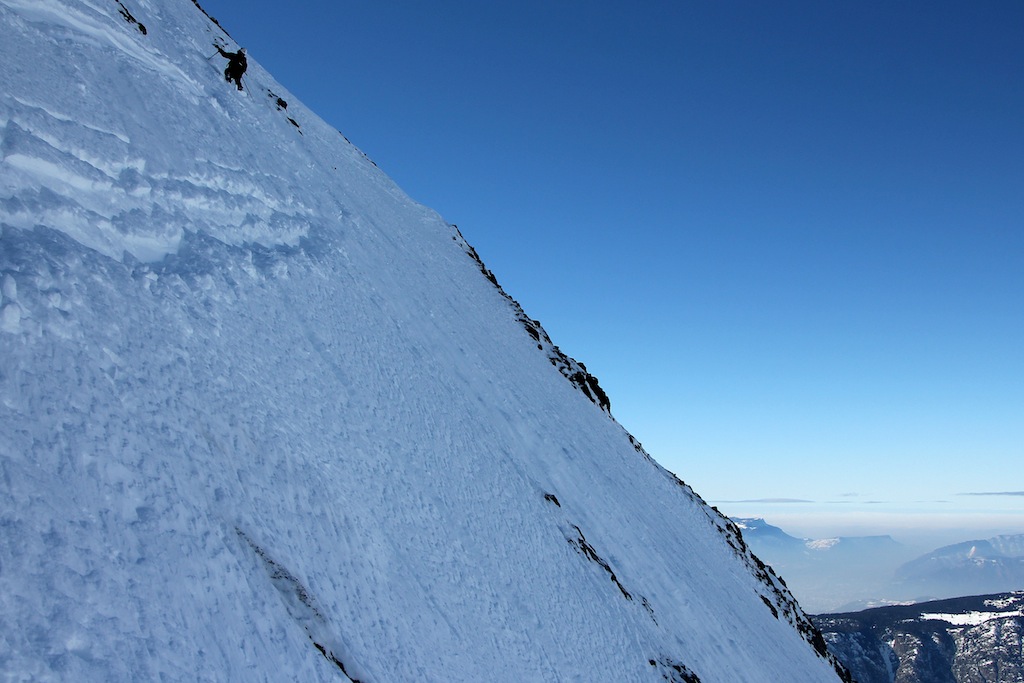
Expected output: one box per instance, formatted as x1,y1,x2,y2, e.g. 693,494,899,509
0,0,846,681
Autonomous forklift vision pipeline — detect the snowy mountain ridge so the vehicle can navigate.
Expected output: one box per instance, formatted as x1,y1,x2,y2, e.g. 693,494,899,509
1,0,847,680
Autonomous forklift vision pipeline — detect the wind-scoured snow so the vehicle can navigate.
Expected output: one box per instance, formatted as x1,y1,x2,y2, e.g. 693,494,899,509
1,1,847,681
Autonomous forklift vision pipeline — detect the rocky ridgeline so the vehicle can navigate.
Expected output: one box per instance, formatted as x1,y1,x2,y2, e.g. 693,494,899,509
816,592,1024,683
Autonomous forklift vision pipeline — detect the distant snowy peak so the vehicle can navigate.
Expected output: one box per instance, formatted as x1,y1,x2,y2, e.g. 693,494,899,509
893,533,1024,600
926,534,1024,560
734,517,805,546
733,517,900,554
897,533,1024,573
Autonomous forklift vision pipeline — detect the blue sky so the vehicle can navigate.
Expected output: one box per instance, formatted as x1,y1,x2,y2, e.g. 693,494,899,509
199,0,1023,538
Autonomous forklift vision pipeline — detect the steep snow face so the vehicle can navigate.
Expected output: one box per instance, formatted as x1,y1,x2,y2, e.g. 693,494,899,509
0,1,845,681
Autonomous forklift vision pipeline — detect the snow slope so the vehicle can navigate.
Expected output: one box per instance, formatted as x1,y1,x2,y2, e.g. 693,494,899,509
0,1,847,681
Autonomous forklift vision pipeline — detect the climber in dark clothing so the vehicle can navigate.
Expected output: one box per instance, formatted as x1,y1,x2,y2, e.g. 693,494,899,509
216,46,247,90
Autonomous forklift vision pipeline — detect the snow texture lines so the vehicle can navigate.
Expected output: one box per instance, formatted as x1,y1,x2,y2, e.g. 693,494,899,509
0,0,196,93
0,0,847,680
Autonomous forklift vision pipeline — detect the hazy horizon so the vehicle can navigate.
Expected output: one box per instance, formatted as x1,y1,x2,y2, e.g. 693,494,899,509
716,495,1024,551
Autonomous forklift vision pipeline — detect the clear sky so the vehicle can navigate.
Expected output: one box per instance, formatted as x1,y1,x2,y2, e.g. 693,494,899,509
197,0,1023,540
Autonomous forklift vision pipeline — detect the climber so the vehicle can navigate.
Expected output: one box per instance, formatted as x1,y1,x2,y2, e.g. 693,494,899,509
216,45,247,91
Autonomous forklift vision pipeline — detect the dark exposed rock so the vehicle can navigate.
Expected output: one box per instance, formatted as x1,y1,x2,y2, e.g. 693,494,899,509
816,592,1024,683
115,0,147,34
450,225,611,414
236,528,365,682
653,656,703,682
566,524,632,601
189,0,231,36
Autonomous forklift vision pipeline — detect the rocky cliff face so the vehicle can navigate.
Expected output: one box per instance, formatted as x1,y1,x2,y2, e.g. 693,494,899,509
816,592,1024,683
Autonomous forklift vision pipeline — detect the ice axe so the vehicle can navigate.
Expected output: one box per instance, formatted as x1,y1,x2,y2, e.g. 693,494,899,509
207,43,227,60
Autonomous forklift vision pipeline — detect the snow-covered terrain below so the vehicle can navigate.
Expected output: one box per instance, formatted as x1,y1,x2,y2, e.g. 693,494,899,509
1,1,847,681
919,609,1023,626
817,592,1024,683
919,593,1024,627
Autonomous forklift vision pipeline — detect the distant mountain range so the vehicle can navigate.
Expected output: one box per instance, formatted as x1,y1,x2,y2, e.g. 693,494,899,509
734,518,1024,613
894,536,1024,601
734,518,904,554
815,591,1024,683
732,518,913,613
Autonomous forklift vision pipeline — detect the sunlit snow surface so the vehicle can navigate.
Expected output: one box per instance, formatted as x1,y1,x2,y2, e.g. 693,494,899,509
919,610,1024,626
919,592,1024,626
0,0,844,681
